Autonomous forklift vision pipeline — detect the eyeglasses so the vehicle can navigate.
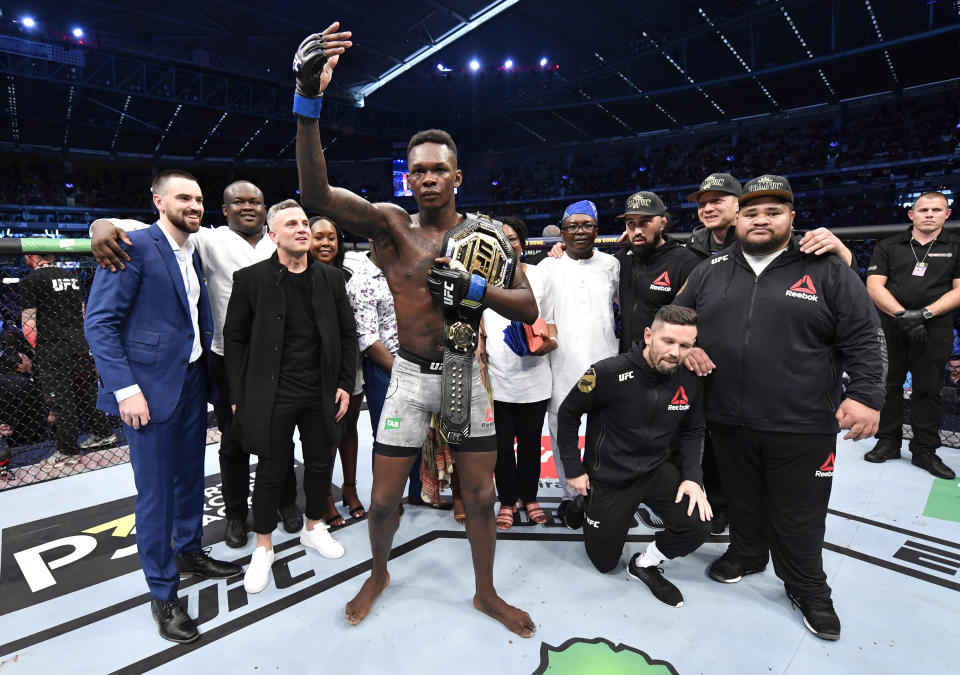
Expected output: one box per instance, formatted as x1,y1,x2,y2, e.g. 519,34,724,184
561,223,597,233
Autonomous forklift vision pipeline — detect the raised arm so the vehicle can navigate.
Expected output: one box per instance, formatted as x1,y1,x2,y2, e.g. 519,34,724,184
293,24,397,240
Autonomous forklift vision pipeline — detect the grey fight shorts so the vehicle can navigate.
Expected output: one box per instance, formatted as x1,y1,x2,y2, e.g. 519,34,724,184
373,348,496,457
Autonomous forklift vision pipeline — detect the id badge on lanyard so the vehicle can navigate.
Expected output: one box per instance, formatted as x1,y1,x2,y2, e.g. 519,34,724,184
912,262,928,277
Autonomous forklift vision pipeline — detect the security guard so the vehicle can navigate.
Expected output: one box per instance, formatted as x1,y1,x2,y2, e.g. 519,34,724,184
674,174,886,641
864,191,959,479
556,304,710,608
615,191,701,353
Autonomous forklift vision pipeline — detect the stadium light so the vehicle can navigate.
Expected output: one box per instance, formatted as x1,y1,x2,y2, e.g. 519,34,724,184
72,28,83,38
437,63,444,71
22,17,36,28
470,59,480,71
504,59,513,69
539,57,548,67
352,0,520,105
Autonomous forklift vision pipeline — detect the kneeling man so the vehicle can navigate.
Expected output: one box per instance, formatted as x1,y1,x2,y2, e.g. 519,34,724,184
557,304,711,607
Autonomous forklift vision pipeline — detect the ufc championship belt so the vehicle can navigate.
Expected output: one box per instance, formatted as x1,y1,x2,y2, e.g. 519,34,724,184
439,214,517,443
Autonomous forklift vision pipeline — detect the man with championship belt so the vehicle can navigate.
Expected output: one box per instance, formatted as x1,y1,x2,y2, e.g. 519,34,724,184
294,23,538,637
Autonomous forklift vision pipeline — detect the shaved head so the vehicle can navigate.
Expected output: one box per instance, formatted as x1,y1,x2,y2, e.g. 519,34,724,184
222,180,262,204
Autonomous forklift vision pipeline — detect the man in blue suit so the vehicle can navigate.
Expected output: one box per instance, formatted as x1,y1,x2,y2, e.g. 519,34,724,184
85,169,241,643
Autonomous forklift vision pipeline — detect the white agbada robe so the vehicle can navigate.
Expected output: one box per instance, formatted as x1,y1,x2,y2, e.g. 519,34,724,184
538,250,620,497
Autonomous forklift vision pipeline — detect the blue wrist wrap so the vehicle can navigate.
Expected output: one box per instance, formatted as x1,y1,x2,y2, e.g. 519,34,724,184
292,94,323,118
466,274,486,302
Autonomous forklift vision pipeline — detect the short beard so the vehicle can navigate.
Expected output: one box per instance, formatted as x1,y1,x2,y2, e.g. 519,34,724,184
740,229,790,256
652,359,680,375
631,228,662,255
168,210,199,234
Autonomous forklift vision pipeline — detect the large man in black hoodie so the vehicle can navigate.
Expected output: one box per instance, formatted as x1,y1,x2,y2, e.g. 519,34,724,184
557,304,711,609
675,175,885,641
615,191,701,353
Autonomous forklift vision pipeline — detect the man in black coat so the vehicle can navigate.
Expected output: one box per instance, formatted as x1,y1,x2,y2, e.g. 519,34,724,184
223,199,357,594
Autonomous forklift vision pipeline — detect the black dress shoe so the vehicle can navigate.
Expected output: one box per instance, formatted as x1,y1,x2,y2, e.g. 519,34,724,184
911,452,956,479
176,549,242,580
278,503,304,533
864,442,901,463
151,598,199,643
223,518,247,549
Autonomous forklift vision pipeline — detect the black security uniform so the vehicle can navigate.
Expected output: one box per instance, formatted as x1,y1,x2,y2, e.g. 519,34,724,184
867,226,960,455
18,263,114,454
557,345,709,573
614,238,700,353
675,238,885,600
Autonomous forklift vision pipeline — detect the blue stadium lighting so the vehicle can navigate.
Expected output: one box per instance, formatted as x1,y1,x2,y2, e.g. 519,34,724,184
726,155,735,162
470,59,480,71
829,141,840,147
491,180,499,186
64,183,74,188
539,57,548,67
437,63,444,71
503,59,513,69
22,17,36,28
72,28,83,38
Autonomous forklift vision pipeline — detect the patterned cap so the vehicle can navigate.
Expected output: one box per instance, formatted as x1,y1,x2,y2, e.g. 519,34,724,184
739,174,794,205
687,173,742,202
617,191,666,218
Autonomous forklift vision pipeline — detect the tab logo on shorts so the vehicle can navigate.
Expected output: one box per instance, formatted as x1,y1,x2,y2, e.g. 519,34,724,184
786,275,818,302
384,417,402,430
815,452,835,477
667,386,690,411
649,271,672,292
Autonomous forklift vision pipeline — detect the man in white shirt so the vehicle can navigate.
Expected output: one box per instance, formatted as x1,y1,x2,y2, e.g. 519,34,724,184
538,200,620,515
89,181,301,549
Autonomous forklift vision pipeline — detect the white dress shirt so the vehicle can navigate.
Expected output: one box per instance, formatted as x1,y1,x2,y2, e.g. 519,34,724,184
106,219,276,355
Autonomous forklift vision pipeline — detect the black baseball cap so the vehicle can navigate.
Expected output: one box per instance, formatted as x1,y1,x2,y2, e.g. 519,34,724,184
687,173,742,202
739,174,794,205
617,191,666,218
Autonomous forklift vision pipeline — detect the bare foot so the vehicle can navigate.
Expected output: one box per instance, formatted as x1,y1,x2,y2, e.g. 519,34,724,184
345,574,390,625
473,594,536,637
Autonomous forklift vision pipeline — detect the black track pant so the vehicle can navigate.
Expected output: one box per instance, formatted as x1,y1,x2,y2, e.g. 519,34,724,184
211,353,295,521
252,397,332,534
493,399,548,506
41,352,113,453
710,424,835,600
701,430,726,515
877,315,953,454
584,461,710,573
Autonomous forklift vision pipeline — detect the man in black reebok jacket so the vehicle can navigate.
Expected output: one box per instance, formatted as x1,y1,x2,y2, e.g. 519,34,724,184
557,304,711,609
674,174,886,642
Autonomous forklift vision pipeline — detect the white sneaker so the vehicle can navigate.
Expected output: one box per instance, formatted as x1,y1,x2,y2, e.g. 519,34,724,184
79,433,118,450
244,546,274,593
300,523,345,559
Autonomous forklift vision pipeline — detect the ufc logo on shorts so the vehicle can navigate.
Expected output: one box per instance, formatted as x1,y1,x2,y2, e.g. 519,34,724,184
443,281,454,305
428,362,442,371
586,517,600,528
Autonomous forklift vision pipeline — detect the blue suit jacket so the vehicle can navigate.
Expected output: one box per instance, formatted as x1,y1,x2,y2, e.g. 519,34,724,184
84,222,216,423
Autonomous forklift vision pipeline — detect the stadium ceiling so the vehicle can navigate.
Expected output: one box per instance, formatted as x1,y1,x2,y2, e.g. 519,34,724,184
1,0,959,164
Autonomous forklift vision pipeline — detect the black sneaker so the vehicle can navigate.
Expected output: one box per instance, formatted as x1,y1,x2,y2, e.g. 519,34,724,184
628,554,683,607
788,592,841,641
636,504,664,529
910,452,956,480
558,495,585,530
708,548,766,583
278,503,304,533
710,510,729,536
